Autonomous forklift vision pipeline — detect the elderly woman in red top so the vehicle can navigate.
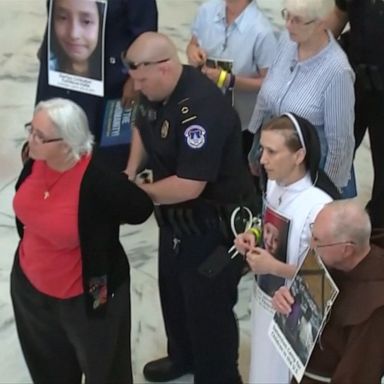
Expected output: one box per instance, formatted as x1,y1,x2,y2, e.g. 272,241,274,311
11,98,153,384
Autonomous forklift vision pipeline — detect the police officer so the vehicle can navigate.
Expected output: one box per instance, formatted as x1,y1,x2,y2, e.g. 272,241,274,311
327,0,384,227
124,32,256,384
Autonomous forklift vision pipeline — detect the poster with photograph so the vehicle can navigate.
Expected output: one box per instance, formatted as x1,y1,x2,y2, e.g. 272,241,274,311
205,57,234,106
268,249,339,383
258,206,291,296
48,0,107,96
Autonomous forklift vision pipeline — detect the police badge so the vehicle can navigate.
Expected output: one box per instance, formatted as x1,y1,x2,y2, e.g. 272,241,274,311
161,120,169,138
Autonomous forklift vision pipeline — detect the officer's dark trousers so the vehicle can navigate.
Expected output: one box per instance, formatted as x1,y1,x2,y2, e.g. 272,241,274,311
354,77,384,227
10,256,133,384
158,226,243,384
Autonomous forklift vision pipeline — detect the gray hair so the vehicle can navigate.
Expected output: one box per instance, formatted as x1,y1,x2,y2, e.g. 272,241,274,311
35,98,94,160
326,200,371,248
283,0,333,20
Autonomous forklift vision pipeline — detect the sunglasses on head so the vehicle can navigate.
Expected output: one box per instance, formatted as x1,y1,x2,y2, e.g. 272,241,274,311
120,52,170,70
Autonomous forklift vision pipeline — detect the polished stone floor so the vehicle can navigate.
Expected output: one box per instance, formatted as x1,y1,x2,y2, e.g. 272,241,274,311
0,1,372,383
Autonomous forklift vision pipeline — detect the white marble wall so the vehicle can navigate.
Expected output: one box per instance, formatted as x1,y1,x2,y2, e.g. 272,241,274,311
0,1,372,383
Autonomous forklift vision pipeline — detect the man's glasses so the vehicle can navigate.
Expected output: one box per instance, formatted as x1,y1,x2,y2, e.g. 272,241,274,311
315,241,356,249
281,8,317,26
309,223,355,249
25,123,63,144
121,52,170,71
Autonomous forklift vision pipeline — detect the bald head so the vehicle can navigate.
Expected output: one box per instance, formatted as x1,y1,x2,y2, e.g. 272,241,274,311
321,200,371,248
313,200,371,271
126,32,180,65
124,32,182,101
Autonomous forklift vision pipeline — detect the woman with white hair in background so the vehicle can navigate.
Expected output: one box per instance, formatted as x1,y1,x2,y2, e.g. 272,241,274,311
11,98,153,383
248,0,356,198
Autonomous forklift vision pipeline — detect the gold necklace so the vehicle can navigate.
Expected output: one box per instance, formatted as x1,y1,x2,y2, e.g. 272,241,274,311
43,168,67,200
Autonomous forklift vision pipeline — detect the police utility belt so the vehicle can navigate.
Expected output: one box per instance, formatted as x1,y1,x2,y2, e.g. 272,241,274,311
154,201,237,241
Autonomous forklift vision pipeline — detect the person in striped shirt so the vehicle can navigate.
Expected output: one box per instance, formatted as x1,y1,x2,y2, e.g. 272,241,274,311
248,0,355,197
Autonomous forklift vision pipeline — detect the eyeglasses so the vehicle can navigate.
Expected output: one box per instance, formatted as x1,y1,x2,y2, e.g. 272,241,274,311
281,8,317,26
25,123,63,144
315,241,356,249
120,52,170,71
309,223,355,249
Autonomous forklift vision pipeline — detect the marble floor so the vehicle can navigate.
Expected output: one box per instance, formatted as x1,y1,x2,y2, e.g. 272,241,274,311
0,1,373,383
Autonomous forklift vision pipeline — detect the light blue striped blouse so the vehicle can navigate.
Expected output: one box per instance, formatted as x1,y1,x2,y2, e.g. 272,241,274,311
248,30,355,189
191,0,277,130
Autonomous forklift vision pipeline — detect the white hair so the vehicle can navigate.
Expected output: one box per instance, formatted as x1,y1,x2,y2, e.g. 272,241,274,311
326,200,371,248
284,0,333,20
35,98,94,160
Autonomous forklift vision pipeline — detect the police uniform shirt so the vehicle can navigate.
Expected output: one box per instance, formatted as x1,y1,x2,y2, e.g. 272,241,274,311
336,0,384,66
135,65,254,204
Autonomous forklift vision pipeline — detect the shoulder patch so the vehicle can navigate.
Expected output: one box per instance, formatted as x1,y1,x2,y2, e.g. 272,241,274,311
184,125,206,149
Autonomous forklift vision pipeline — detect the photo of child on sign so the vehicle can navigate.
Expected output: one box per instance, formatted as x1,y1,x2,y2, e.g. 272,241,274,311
48,0,107,96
